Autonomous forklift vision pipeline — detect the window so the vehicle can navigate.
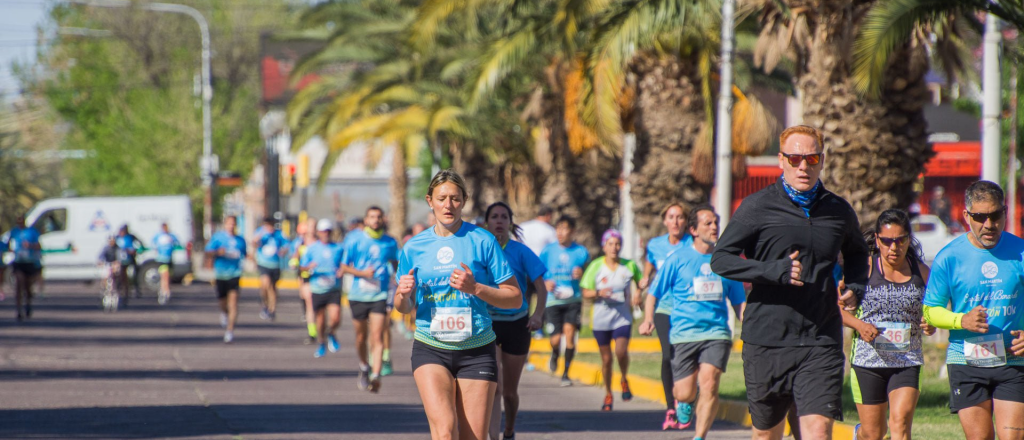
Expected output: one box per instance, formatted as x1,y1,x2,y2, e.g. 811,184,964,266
32,208,67,234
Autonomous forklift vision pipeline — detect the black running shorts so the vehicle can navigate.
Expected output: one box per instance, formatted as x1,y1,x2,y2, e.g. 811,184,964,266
947,364,1024,413
850,365,921,405
311,290,342,311
544,303,582,335
492,315,532,356
411,340,498,382
215,278,240,299
742,343,845,429
350,300,387,320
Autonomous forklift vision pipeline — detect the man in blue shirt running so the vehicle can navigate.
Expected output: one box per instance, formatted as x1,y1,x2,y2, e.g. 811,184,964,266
252,217,288,321
540,217,590,386
152,223,181,305
923,181,1024,440
205,216,247,343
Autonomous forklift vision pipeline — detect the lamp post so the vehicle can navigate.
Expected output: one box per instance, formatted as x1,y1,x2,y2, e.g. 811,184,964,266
714,0,736,229
70,0,215,240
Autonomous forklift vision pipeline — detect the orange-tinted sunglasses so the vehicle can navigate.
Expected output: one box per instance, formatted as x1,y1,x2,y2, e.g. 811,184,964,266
781,152,823,166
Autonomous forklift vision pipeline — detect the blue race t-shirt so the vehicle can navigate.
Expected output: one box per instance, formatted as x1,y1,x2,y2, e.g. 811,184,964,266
650,245,745,344
10,227,42,265
302,241,344,294
924,233,1024,366
540,242,590,306
255,229,288,269
117,234,138,264
647,234,693,315
489,240,547,321
343,230,399,302
397,222,514,350
204,231,246,280
152,232,180,263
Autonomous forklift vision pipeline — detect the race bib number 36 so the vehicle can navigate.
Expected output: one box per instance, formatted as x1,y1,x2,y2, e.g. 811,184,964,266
430,307,472,342
964,334,1007,367
873,321,911,352
692,276,723,301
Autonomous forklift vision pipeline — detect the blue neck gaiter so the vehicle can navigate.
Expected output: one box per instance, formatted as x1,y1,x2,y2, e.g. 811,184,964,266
781,177,822,217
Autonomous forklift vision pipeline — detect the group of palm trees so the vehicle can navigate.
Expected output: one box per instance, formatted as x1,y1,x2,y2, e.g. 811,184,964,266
285,0,1024,248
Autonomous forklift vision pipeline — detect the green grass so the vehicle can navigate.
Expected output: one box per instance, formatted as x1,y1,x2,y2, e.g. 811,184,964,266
575,344,966,440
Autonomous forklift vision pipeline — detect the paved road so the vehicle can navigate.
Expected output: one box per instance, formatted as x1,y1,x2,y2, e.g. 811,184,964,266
0,282,749,439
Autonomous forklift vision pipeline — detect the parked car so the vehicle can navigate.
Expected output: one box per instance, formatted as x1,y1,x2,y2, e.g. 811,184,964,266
911,214,961,263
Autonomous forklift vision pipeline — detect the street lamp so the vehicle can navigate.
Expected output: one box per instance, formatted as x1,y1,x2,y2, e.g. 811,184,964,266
714,0,736,229
69,0,216,240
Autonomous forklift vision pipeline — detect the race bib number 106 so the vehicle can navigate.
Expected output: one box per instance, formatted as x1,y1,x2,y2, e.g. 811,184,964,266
430,307,472,342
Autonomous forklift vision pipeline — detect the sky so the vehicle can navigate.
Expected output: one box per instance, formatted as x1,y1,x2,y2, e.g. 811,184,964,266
0,0,49,101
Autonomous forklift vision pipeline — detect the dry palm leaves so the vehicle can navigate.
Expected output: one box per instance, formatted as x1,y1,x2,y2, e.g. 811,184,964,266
731,85,779,156
564,61,602,155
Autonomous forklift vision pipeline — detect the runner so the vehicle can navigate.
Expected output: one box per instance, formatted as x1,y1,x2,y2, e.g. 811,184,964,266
923,181,1024,440
341,206,398,391
638,202,692,429
152,223,180,305
518,205,557,256
204,216,247,343
484,201,548,440
302,218,344,359
711,125,869,440
642,205,745,440
0,230,10,302
540,216,590,386
289,218,318,344
98,235,122,311
253,217,288,321
394,169,521,440
10,215,42,321
116,225,142,298
581,228,642,411
841,209,934,440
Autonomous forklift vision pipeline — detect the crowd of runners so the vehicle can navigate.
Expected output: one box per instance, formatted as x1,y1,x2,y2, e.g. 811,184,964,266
6,123,1024,440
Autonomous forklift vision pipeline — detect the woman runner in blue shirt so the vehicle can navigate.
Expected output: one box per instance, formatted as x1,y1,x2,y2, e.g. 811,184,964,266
394,170,522,440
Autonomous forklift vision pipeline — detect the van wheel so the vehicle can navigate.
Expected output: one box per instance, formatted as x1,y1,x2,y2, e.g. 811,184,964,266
138,262,161,295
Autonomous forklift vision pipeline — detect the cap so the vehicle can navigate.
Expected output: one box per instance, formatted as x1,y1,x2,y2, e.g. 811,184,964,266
316,218,334,232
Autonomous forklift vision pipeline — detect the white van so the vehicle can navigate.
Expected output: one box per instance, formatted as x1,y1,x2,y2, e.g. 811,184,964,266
9,196,194,292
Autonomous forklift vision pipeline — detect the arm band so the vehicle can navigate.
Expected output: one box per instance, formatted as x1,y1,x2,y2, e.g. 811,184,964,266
923,305,963,330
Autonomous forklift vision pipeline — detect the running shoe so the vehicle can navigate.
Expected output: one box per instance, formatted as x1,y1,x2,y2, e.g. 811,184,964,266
601,394,613,411
223,331,233,344
854,423,861,440
259,307,271,321
327,334,340,353
304,335,315,345
662,409,679,431
381,360,393,377
368,373,381,393
268,311,276,321
549,355,559,374
357,367,370,391
621,379,633,401
560,376,572,387
675,400,693,429
219,312,228,328
314,344,326,358
503,432,515,440
157,291,169,305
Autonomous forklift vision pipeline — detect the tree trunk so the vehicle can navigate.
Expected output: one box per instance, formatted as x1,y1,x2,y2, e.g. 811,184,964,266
628,53,712,241
388,144,408,241
797,3,932,227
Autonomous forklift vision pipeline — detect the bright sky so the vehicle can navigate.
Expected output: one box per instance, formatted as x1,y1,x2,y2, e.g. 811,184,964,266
0,0,48,101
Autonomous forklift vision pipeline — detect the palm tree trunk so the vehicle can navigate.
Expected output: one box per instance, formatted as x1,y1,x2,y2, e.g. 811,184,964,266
389,144,408,240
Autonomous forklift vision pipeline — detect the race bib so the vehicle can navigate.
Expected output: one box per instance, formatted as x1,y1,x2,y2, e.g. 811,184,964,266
964,334,1007,367
554,286,575,300
315,275,336,289
430,307,472,342
158,235,172,246
692,276,723,301
873,321,911,352
261,243,277,257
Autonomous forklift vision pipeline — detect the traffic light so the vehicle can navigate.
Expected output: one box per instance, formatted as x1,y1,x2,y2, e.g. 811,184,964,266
280,164,295,195
297,154,310,188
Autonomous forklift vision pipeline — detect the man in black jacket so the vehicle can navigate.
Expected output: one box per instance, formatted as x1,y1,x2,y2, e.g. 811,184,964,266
710,125,869,440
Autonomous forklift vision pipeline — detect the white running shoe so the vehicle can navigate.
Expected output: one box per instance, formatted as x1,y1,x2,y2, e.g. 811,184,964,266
220,313,228,328
223,331,233,344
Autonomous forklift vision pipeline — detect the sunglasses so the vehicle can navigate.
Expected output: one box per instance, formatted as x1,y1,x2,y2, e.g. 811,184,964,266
877,235,910,247
781,152,824,167
965,206,1007,223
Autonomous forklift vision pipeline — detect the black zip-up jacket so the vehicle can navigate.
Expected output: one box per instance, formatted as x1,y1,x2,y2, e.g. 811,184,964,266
710,179,869,347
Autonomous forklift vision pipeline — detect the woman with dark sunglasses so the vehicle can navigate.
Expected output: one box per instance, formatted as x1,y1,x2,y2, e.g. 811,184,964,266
841,209,936,440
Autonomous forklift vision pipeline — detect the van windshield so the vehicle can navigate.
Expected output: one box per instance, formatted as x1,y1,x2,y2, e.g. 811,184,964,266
32,208,67,234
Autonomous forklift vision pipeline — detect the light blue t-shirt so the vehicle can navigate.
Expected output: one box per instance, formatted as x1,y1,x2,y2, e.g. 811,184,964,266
254,228,288,269
10,227,42,265
152,231,180,263
647,234,693,315
924,233,1024,366
540,242,590,306
204,231,246,280
343,229,399,302
650,245,745,344
301,240,344,294
489,240,547,321
116,234,138,264
397,222,514,350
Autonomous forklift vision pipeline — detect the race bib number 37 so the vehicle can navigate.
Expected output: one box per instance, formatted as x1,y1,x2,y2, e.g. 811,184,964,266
692,276,723,302
964,334,1007,367
430,307,472,342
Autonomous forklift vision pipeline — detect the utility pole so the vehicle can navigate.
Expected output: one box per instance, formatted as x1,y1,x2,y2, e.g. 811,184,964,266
714,0,736,228
70,0,215,240
983,13,1002,183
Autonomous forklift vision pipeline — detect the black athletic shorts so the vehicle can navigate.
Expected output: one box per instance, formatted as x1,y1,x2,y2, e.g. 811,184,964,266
851,365,921,405
947,364,1024,413
671,339,732,381
492,315,532,356
742,343,845,429
258,266,281,284
544,302,582,335
215,278,240,299
411,340,498,382
350,300,387,320
12,262,41,277
311,290,342,311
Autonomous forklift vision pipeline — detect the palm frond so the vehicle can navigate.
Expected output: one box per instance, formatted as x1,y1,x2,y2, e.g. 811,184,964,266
411,0,469,49
468,27,537,109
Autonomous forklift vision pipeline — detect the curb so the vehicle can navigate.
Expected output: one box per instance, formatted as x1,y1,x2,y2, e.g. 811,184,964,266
528,338,743,355
526,353,854,439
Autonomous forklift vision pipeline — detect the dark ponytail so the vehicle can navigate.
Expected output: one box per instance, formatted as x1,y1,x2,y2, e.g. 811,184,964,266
864,208,924,262
485,202,523,241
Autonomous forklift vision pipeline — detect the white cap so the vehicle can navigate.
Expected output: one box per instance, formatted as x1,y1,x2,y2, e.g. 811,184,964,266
316,218,334,232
